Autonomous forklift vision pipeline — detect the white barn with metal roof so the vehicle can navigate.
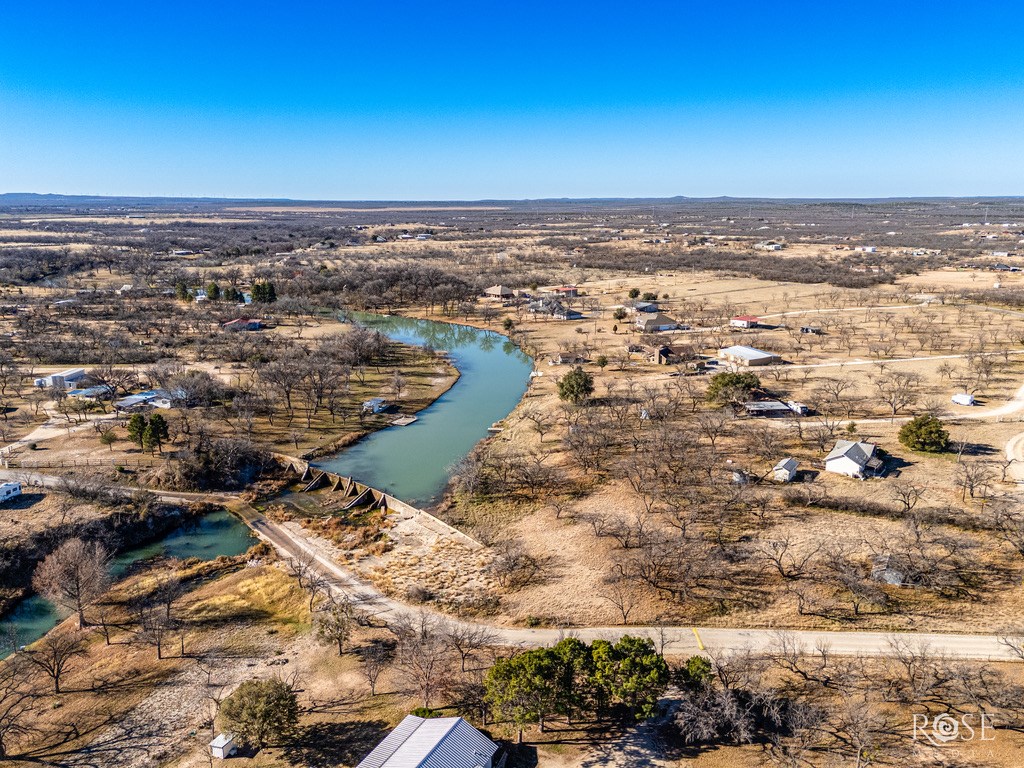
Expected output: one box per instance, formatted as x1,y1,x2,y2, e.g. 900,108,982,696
356,715,499,768
718,345,781,367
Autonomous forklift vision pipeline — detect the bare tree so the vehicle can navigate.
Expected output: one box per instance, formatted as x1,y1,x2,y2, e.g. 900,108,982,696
358,639,394,696
0,655,38,760
520,406,555,444
24,631,87,693
314,595,355,656
989,502,1024,559
872,369,921,419
152,567,185,619
599,575,642,623
757,537,820,580
487,540,543,591
195,655,233,739
84,363,139,397
954,461,995,501
285,551,317,590
441,620,498,672
129,591,175,659
305,571,330,611
888,481,925,514
32,538,111,629
390,612,451,709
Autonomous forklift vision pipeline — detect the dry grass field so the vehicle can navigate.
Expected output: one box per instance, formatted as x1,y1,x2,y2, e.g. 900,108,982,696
4,199,1024,765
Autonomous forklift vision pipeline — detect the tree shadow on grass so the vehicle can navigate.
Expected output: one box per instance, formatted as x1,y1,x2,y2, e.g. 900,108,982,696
281,719,391,766
12,712,165,767
504,744,539,768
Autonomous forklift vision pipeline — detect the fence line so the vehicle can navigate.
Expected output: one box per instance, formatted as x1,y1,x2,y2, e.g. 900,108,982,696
5,457,169,469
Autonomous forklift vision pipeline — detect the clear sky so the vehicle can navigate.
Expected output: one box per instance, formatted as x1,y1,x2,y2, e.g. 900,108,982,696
2,1,1023,200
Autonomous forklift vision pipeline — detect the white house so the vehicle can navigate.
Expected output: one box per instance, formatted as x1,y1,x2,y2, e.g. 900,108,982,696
356,715,499,768
34,368,86,389
773,458,798,483
209,733,236,759
0,482,21,504
730,315,760,329
719,345,781,367
825,440,883,478
951,393,976,406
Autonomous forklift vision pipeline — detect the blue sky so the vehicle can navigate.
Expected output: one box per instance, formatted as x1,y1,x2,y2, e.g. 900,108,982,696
2,1,1023,199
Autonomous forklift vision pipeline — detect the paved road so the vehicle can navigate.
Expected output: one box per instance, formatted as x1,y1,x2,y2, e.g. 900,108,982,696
7,469,1022,660
8,458,1024,661
235,500,1023,661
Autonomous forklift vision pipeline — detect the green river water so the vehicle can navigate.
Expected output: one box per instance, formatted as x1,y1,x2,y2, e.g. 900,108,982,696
1,314,533,649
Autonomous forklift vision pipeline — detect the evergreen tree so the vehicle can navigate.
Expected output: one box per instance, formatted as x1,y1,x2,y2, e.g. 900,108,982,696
485,648,560,742
484,636,670,739
174,282,192,302
557,366,594,405
220,678,299,748
590,636,670,721
706,371,760,406
206,281,221,301
126,413,146,447
899,414,950,452
148,413,169,446
550,637,594,722
141,422,157,454
251,280,277,303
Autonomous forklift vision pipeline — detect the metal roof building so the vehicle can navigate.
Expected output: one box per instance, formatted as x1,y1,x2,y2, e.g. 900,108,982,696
743,400,792,417
825,439,884,478
356,715,499,768
719,345,781,366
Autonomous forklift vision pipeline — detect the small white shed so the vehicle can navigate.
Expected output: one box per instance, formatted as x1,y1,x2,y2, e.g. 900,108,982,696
773,458,798,483
951,393,976,406
210,733,236,759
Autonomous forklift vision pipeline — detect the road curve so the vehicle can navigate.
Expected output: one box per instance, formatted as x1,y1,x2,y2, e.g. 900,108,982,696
237,499,1023,662
5,472,1023,661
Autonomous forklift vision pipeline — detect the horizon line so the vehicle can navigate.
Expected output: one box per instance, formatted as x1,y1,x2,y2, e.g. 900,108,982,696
3,191,1024,207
